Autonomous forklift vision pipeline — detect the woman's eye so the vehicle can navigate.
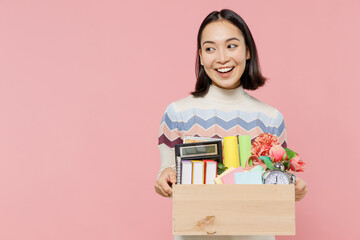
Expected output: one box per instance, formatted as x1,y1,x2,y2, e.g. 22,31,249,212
228,44,237,49
205,47,215,52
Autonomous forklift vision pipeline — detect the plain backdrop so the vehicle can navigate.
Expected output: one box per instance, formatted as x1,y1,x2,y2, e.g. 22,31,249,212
1,0,359,240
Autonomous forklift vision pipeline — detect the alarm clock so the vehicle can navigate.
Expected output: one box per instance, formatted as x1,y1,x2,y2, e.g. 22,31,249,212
262,162,296,184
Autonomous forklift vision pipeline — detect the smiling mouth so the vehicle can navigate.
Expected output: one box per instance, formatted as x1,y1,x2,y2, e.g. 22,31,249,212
216,67,234,73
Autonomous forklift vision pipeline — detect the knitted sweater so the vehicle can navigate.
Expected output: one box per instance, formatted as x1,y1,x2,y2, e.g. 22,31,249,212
158,84,287,176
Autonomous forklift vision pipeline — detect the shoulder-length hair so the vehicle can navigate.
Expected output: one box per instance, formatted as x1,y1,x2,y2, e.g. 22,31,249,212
191,9,266,97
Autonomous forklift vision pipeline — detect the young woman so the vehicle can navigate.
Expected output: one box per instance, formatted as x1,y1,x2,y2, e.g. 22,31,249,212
155,9,307,240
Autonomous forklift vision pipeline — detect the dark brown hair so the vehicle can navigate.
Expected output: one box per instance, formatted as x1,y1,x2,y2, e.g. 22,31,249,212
192,9,266,97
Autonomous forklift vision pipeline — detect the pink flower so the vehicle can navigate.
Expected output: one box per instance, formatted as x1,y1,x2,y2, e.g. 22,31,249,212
269,145,287,162
246,155,267,171
290,154,305,172
251,133,279,156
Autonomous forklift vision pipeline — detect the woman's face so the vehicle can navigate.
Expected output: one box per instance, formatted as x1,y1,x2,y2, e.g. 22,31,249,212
199,20,250,89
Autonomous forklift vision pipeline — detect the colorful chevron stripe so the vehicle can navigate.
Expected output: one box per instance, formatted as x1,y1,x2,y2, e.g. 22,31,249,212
158,104,287,148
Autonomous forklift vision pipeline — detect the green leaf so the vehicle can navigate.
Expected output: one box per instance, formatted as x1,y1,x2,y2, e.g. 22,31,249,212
259,156,275,170
283,161,290,170
284,148,297,160
217,163,228,175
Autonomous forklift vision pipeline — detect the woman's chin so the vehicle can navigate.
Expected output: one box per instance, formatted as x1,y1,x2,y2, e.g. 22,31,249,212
212,80,240,89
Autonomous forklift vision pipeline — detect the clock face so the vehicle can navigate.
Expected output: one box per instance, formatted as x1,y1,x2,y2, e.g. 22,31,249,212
264,171,290,184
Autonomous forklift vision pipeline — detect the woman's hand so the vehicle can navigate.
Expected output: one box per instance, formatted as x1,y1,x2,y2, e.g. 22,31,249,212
155,167,177,197
294,177,307,201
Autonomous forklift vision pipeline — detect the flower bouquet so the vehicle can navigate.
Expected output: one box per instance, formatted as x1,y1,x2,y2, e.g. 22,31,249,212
248,133,305,172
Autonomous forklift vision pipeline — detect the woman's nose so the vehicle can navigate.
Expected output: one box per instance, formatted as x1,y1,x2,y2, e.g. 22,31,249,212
216,48,230,63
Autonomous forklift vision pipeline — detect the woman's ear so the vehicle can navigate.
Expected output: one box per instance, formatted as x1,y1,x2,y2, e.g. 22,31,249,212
246,46,250,60
199,49,203,66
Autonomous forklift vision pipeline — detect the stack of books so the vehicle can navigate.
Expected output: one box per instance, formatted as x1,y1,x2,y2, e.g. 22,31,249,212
175,140,223,185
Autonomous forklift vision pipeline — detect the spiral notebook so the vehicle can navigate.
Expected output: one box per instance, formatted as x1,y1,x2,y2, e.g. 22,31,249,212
183,136,223,143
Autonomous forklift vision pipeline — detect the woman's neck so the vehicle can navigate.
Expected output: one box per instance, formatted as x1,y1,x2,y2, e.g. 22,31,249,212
204,84,247,104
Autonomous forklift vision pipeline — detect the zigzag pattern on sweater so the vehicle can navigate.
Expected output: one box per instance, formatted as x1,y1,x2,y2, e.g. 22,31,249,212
162,104,282,123
158,105,286,148
160,114,285,132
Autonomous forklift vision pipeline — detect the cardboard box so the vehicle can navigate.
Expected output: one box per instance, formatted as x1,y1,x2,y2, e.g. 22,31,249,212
172,184,295,236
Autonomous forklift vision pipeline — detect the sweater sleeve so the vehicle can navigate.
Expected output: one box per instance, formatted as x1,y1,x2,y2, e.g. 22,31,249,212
157,103,183,179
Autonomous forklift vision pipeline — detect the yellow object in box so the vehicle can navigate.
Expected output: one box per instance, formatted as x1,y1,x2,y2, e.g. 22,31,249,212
223,136,240,168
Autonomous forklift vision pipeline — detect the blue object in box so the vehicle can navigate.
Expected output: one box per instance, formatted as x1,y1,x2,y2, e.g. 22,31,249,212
234,171,263,184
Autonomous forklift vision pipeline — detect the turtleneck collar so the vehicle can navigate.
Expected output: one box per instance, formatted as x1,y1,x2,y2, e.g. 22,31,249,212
204,84,248,105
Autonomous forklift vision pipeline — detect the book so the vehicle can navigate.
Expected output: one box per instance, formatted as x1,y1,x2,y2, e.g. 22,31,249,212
191,160,204,184
181,160,193,184
203,160,217,184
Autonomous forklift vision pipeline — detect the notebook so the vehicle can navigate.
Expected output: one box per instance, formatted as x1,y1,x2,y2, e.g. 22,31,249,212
221,166,244,184
181,160,193,184
192,160,204,184
214,167,235,184
203,160,217,184
184,136,222,143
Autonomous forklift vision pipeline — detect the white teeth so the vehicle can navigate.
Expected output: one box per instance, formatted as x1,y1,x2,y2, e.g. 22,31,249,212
217,67,233,73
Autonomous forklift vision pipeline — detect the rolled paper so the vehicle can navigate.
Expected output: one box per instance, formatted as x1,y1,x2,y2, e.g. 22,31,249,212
238,135,252,168
223,136,240,168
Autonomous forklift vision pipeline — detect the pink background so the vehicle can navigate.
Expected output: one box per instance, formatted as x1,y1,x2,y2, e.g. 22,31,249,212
1,0,359,239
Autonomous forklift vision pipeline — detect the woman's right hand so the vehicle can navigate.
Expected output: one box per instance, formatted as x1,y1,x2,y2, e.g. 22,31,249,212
155,167,177,197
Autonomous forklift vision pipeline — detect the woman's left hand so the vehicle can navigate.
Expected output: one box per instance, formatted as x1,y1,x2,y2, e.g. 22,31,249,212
294,177,307,201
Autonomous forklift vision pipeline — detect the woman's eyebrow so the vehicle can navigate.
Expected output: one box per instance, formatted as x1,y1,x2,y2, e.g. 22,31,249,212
202,37,241,46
